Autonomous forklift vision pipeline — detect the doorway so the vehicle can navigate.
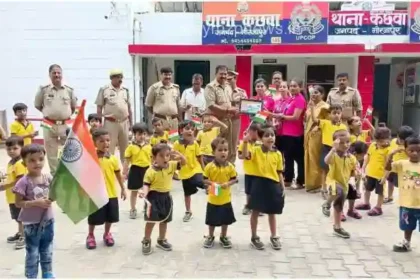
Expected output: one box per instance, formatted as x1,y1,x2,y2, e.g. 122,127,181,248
306,65,335,100
253,64,287,96
174,60,211,94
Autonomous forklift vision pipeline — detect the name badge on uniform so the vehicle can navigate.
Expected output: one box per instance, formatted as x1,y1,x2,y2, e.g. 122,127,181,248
110,93,116,97
48,94,54,98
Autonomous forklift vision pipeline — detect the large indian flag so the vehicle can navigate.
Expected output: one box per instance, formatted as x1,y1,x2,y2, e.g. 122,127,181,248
49,100,108,224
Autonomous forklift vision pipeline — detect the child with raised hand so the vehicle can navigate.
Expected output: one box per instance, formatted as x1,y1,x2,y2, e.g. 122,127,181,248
0,136,27,250
173,120,205,222
123,123,152,219
196,113,228,166
202,137,238,249
13,144,54,278
347,115,375,144
10,103,37,146
384,125,414,204
356,124,391,216
323,130,358,238
242,125,285,250
383,135,420,252
139,143,186,255
238,123,261,215
150,118,169,146
308,101,347,199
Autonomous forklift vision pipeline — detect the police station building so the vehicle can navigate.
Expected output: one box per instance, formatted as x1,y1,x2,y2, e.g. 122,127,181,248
2,1,420,135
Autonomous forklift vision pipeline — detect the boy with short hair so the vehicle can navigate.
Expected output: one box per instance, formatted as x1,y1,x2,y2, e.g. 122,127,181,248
0,136,27,249
150,118,169,146
10,103,37,146
86,128,127,250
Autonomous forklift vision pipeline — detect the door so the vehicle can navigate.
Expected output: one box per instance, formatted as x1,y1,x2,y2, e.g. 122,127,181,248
306,65,335,100
174,60,211,94
253,64,287,96
373,64,390,124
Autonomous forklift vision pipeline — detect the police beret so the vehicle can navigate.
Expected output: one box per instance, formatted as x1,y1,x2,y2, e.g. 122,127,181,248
109,69,123,77
227,70,239,76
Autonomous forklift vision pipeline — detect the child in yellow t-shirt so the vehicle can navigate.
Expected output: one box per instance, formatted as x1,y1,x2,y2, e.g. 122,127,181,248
322,130,357,239
123,123,152,219
238,122,261,215
0,136,27,249
196,114,227,166
150,118,169,146
241,125,285,251
347,115,375,144
173,120,205,222
384,125,414,204
139,143,186,255
356,124,391,216
384,135,420,252
10,103,37,146
202,137,238,249
86,128,127,250
309,102,347,198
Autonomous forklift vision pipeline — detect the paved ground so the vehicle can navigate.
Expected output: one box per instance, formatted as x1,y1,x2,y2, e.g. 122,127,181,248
0,149,420,278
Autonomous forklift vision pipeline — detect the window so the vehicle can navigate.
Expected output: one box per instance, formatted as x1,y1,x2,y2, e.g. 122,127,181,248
154,2,202,13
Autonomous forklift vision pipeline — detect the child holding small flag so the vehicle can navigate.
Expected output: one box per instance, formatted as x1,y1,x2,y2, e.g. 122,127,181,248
241,125,285,250
196,114,228,166
13,144,54,278
10,103,37,146
86,128,127,250
202,137,238,249
150,118,169,146
173,120,206,222
123,123,152,219
139,143,186,255
347,116,375,144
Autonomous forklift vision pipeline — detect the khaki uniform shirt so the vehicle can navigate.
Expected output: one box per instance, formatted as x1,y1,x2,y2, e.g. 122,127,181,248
204,80,233,119
34,84,77,120
145,82,180,116
95,85,130,121
231,87,247,120
327,86,362,121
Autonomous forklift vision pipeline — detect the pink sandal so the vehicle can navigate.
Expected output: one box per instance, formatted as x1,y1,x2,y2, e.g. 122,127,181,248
355,203,371,210
367,207,383,216
347,210,362,219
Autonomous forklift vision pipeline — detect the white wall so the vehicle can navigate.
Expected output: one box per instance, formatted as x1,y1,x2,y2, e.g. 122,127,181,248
0,2,136,132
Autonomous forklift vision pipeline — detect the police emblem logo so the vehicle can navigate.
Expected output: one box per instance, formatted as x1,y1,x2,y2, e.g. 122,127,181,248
288,4,324,35
61,137,83,163
237,1,248,13
411,7,420,35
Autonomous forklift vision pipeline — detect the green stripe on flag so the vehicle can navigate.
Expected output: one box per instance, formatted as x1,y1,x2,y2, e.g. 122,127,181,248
50,164,99,224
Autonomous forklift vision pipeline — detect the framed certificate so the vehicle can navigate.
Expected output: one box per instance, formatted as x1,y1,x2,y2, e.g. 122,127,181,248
239,99,263,115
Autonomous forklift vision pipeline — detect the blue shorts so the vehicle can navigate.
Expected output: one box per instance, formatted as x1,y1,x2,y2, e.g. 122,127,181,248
399,207,420,231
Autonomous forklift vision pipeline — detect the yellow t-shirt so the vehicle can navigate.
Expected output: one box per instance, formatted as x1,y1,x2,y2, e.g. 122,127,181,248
5,159,27,204
204,162,237,205
99,155,120,198
249,145,283,182
392,160,420,209
143,161,178,192
319,120,348,147
150,131,169,146
366,143,391,179
350,130,369,144
173,140,203,179
124,143,152,167
238,141,258,176
10,120,35,146
326,153,357,194
390,138,408,162
196,127,220,156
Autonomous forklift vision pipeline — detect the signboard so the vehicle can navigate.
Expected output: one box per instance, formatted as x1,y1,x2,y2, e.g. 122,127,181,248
201,2,328,45
410,1,420,42
329,1,408,36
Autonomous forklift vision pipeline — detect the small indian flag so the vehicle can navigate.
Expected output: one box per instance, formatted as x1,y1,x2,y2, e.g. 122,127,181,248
168,129,179,142
268,85,276,95
366,106,373,116
49,100,109,224
253,111,270,123
208,182,222,196
41,118,54,130
192,116,201,127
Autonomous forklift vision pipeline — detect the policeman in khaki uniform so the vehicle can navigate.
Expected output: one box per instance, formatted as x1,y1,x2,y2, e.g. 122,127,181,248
327,72,363,122
204,65,238,164
145,67,181,131
227,70,247,159
95,69,132,163
34,64,77,175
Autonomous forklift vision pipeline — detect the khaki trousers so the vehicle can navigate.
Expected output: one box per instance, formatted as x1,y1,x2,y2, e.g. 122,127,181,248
230,118,241,163
219,119,236,164
104,119,129,163
44,124,67,175
161,117,179,131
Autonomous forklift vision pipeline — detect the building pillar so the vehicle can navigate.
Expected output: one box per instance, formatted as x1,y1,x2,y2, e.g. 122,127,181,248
358,56,375,128
235,55,252,139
